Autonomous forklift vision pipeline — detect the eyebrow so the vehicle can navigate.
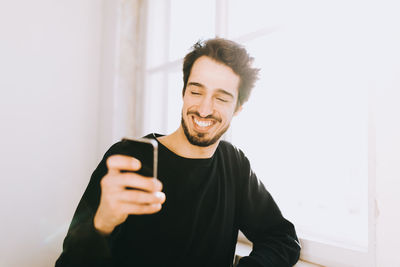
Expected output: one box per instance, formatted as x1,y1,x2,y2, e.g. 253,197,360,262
187,82,235,99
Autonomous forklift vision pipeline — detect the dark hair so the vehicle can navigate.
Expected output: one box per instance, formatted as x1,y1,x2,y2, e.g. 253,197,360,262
182,38,260,108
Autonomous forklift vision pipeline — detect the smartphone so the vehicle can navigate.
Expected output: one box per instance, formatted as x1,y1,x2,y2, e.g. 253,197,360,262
120,137,158,178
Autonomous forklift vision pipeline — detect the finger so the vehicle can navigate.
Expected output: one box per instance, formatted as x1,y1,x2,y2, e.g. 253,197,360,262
121,203,162,215
106,155,141,174
118,190,166,204
116,174,162,192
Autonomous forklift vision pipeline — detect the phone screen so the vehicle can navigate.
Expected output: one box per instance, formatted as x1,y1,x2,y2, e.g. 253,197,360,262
120,138,158,178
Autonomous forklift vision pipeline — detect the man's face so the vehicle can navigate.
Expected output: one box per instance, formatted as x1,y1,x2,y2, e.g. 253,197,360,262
181,56,241,147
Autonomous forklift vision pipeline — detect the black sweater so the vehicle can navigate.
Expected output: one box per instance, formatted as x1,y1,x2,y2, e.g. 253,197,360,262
56,134,300,267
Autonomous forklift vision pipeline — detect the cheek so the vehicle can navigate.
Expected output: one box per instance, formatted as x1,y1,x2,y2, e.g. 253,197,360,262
221,106,236,120
182,97,196,110
219,112,233,125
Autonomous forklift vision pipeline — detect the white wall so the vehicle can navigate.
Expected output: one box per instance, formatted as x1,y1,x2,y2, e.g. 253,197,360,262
374,2,400,265
375,68,400,267
0,1,112,266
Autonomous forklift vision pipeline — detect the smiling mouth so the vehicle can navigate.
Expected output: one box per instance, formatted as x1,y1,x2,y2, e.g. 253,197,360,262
192,116,216,132
194,118,212,127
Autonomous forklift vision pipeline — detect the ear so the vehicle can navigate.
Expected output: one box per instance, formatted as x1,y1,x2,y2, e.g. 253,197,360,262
233,105,243,117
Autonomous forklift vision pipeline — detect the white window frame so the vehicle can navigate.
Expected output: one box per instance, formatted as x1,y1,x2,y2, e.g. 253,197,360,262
141,1,376,266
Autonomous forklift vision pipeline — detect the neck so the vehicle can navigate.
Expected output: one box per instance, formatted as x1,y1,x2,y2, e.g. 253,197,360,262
157,126,219,159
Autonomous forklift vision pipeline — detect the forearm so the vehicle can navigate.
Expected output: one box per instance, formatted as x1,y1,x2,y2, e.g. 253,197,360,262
237,161,301,266
56,155,111,266
56,210,113,266
237,231,301,267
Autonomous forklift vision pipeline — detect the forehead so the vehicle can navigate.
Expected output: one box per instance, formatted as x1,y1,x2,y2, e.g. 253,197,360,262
188,56,240,97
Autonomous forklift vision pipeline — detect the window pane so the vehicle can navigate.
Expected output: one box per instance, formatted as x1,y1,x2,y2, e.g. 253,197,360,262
143,72,167,134
228,0,289,38
231,15,369,249
169,0,216,61
167,71,183,133
146,0,169,68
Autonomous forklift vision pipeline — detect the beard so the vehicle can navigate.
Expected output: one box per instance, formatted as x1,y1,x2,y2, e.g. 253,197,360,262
181,112,230,147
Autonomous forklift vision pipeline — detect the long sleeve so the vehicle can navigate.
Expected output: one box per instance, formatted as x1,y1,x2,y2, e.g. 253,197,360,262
236,157,301,267
55,151,114,267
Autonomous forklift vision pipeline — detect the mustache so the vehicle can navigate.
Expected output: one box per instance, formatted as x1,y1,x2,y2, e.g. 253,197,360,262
187,111,222,123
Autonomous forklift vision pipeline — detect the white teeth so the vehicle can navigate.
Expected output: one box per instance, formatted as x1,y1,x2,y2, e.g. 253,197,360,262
194,118,212,127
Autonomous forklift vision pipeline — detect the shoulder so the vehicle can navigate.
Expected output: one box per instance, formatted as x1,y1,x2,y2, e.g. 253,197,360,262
217,141,257,196
103,140,132,158
103,134,156,159
218,140,250,169
218,140,246,158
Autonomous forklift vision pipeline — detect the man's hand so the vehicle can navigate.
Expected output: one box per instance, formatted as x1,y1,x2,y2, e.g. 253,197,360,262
94,155,165,235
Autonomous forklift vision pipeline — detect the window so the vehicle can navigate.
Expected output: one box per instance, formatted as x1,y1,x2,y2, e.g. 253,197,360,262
143,0,216,135
142,1,374,266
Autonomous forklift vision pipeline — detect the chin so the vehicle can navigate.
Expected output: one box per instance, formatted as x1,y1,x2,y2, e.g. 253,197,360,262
181,117,228,147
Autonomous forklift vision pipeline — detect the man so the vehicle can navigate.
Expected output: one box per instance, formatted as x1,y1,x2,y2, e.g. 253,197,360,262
56,38,300,267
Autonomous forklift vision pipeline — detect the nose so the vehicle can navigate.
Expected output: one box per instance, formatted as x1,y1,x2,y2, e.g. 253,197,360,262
198,96,214,117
